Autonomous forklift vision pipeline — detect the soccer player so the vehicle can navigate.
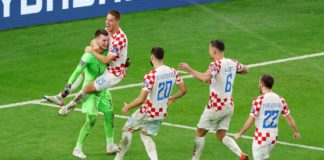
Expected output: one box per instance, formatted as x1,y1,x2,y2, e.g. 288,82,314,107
114,47,187,160
234,74,301,160
179,40,249,160
54,29,118,159
60,10,128,114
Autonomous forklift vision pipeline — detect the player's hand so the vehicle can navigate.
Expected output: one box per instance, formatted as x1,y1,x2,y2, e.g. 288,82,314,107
179,63,192,72
125,58,131,67
122,102,130,115
294,132,301,139
167,97,175,105
234,133,241,140
61,83,72,98
85,46,92,52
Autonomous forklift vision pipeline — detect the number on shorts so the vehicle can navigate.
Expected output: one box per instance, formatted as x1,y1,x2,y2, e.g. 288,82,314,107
263,110,279,128
157,80,173,101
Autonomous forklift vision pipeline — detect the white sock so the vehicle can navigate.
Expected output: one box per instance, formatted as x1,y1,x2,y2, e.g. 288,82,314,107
192,136,205,160
71,75,84,92
115,131,132,159
75,143,83,150
107,137,115,146
222,136,242,157
140,134,158,160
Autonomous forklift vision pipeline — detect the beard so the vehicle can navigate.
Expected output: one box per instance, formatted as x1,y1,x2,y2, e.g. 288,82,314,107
150,60,153,67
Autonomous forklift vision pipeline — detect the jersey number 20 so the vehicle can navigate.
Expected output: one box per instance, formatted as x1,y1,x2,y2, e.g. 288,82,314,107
158,81,173,101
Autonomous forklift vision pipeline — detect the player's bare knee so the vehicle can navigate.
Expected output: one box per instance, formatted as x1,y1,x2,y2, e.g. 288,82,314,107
196,128,208,137
216,130,226,141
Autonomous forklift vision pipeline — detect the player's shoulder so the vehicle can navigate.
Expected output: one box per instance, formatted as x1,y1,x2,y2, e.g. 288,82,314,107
81,52,95,62
209,59,222,67
252,94,265,106
116,28,127,39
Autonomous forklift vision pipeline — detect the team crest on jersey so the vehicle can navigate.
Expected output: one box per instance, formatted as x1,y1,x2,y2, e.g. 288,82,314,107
112,47,119,54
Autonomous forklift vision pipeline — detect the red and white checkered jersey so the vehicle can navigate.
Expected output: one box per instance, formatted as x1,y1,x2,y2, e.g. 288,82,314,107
206,58,244,111
107,28,128,78
140,65,183,120
250,92,290,136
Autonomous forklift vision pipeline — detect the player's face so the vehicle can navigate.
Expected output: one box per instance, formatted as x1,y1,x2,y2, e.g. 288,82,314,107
106,14,119,32
97,35,109,50
209,44,216,59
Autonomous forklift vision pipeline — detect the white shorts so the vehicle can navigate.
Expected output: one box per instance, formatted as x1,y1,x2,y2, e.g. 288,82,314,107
197,105,234,131
252,135,277,160
94,70,122,91
125,109,162,136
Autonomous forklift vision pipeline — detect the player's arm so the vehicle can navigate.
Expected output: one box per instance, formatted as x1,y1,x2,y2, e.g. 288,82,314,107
168,81,187,105
179,63,212,83
284,114,301,139
238,65,249,74
60,57,87,97
86,47,115,64
122,89,149,115
234,115,255,140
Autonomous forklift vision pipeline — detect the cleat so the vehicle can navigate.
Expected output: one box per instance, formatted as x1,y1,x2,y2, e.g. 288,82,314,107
72,148,87,159
106,144,120,154
240,153,249,160
58,101,76,116
43,95,64,106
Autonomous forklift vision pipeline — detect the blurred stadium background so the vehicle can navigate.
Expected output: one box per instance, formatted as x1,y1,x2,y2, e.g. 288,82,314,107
0,0,324,159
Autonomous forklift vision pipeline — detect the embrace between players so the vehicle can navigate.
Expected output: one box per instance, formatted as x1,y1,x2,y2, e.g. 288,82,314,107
44,10,301,160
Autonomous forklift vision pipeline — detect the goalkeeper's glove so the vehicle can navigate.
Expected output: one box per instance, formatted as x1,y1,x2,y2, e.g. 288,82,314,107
61,83,72,98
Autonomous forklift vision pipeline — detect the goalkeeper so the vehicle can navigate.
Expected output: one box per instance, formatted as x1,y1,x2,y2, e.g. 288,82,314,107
45,29,119,159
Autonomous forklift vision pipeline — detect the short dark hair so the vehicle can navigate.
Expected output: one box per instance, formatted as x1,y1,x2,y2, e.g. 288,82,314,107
151,47,164,60
109,10,121,20
210,40,225,51
261,74,274,89
95,29,108,38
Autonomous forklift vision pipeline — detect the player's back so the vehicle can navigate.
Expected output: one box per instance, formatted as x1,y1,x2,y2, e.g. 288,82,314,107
141,65,180,120
207,58,243,110
252,92,289,135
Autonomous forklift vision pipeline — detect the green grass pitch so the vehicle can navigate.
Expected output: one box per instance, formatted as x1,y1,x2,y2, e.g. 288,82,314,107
1,0,324,159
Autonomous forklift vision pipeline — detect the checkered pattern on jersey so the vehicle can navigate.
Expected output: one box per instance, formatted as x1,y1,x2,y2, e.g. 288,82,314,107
207,92,234,111
254,128,278,145
140,100,167,119
110,30,127,56
250,95,264,117
279,96,290,116
142,69,157,91
230,59,244,73
107,63,126,78
208,60,222,77
170,67,183,84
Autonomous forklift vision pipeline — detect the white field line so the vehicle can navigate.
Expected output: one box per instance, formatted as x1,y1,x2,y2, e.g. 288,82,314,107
33,102,324,152
1,51,324,109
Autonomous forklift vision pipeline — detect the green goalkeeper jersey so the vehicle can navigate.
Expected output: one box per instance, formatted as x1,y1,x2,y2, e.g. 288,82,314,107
68,50,108,87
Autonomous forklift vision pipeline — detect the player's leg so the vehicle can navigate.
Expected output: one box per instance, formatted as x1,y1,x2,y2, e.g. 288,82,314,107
63,72,121,113
192,108,213,160
98,90,119,154
140,132,158,160
73,114,97,159
44,74,84,106
140,120,162,160
115,110,145,160
252,140,268,160
192,128,208,160
216,107,248,160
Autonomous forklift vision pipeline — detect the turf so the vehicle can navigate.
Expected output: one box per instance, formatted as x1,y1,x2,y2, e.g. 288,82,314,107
1,0,324,159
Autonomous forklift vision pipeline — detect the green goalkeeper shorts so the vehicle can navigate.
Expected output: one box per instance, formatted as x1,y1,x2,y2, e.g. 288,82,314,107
81,89,113,116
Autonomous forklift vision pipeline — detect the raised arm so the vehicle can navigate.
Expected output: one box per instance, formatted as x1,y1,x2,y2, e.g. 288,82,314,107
179,63,212,83
284,114,301,139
